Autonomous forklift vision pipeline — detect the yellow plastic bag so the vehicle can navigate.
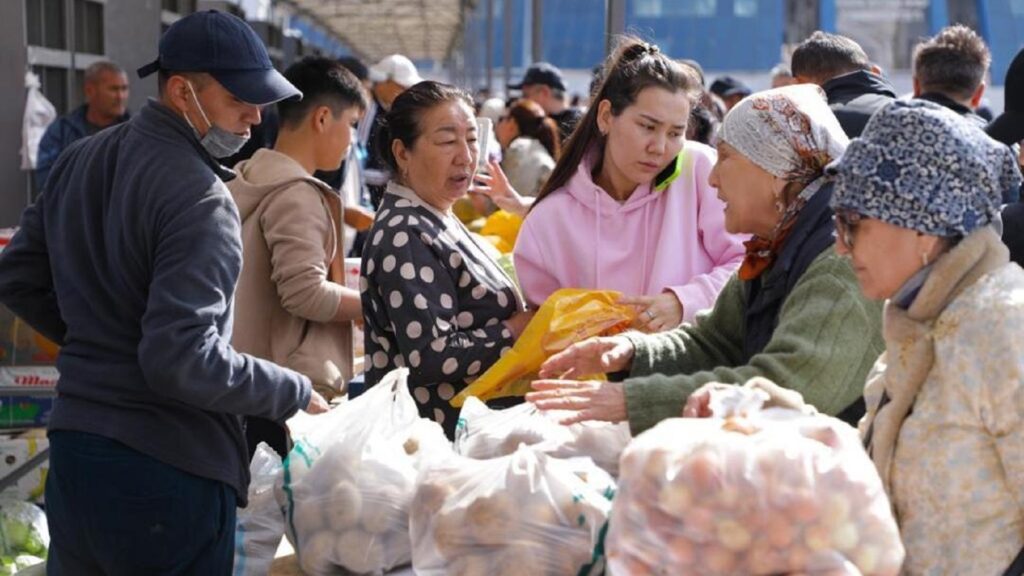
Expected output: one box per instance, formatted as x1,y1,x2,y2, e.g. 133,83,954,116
450,289,636,407
479,210,523,254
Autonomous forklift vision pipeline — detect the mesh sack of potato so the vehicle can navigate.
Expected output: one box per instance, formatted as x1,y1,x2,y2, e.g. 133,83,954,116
281,368,453,575
455,396,631,475
410,445,612,576
607,389,904,576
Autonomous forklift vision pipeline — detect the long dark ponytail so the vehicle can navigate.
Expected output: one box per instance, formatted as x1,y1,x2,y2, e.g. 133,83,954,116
532,37,702,208
507,98,561,159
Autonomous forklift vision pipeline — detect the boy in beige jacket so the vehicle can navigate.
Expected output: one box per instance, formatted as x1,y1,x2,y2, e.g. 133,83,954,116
229,57,368,453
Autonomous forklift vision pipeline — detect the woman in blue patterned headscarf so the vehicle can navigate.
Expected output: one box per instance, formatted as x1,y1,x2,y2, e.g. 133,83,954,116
830,99,1023,574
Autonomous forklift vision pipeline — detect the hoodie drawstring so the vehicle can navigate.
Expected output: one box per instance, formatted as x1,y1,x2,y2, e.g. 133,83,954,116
594,188,601,289
641,201,651,294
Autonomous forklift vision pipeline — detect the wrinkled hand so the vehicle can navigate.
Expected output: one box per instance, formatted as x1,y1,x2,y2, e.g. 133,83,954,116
619,292,684,333
526,379,627,425
303,390,330,415
682,382,737,418
538,336,635,380
343,205,375,232
472,159,533,217
682,377,815,418
502,310,535,339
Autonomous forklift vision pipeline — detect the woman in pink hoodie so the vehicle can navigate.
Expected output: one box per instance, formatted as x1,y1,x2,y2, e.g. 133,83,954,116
510,39,746,331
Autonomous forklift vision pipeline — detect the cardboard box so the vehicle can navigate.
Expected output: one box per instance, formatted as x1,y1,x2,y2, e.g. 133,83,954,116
0,436,49,503
0,308,60,368
0,368,57,429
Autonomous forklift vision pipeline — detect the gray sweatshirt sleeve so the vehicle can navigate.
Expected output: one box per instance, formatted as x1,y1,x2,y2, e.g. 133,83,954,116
0,200,67,345
137,186,311,422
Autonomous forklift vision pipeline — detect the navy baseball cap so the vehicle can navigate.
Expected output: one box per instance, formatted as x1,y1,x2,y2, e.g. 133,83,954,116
710,76,752,98
509,62,567,92
137,10,301,106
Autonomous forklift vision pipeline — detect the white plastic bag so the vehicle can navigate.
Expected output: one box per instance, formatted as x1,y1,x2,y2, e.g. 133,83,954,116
606,387,904,576
282,368,452,575
410,445,611,576
20,72,55,171
456,396,631,475
232,443,284,576
0,499,48,575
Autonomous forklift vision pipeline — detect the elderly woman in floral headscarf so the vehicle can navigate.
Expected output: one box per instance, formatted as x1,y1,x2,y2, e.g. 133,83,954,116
832,100,1023,574
525,84,885,434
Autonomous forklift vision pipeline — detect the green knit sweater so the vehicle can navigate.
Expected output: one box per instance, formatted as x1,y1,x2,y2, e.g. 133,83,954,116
622,248,884,435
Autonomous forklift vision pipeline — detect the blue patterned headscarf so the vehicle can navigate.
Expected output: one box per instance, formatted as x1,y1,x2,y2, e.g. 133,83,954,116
829,99,1022,237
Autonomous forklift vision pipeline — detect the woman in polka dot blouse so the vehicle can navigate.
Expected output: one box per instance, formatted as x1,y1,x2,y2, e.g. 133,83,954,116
361,81,534,437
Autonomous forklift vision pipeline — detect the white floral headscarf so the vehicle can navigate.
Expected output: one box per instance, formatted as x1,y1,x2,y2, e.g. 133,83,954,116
719,84,849,185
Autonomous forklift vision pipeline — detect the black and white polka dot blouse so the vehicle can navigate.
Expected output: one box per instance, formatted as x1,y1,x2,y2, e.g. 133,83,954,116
361,182,524,437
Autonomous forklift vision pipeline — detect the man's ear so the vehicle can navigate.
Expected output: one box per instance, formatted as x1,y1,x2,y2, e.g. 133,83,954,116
970,82,986,109
163,75,192,115
313,105,332,134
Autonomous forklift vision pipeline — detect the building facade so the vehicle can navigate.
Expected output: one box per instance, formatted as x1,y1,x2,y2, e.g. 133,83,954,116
0,0,346,226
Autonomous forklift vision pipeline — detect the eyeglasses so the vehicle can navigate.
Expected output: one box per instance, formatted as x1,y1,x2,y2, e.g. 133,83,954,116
832,210,863,250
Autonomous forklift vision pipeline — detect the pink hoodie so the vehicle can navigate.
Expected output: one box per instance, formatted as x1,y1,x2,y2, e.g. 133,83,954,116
513,140,746,322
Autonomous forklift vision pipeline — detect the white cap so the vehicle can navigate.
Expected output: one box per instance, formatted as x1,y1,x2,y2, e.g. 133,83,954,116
368,54,423,88
478,97,506,124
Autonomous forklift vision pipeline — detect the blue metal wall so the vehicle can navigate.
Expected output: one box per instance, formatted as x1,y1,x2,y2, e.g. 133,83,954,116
466,0,784,72
978,0,1024,85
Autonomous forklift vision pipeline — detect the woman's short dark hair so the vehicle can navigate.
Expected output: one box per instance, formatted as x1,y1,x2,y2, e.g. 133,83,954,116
377,80,474,174
533,36,702,207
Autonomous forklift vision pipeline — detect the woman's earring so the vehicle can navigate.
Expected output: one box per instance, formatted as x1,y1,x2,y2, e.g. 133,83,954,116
920,252,930,267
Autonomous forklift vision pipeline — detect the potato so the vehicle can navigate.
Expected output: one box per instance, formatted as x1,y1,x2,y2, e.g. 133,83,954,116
701,543,738,574
466,493,517,546
324,480,362,531
667,534,696,565
656,482,693,516
609,552,655,576
361,485,404,534
433,508,468,559
292,498,325,534
715,519,752,552
684,448,724,494
335,529,384,574
298,530,335,575
449,554,491,576
411,480,452,519
493,543,544,576
520,498,559,528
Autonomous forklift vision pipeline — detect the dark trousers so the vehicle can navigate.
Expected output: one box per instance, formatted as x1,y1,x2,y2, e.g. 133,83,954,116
46,430,237,576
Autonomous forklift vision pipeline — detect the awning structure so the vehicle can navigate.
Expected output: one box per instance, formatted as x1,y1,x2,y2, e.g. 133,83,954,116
283,0,470,62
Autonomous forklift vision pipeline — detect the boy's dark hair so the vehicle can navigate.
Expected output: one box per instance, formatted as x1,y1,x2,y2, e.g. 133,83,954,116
791,31,871,83
913,24,990,101
377,81,474,174
278,56,368,130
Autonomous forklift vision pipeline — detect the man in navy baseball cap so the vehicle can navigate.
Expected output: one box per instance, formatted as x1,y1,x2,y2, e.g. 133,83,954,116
0,9,327,575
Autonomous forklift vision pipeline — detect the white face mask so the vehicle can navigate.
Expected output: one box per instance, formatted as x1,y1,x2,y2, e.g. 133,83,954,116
183,81,249,158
